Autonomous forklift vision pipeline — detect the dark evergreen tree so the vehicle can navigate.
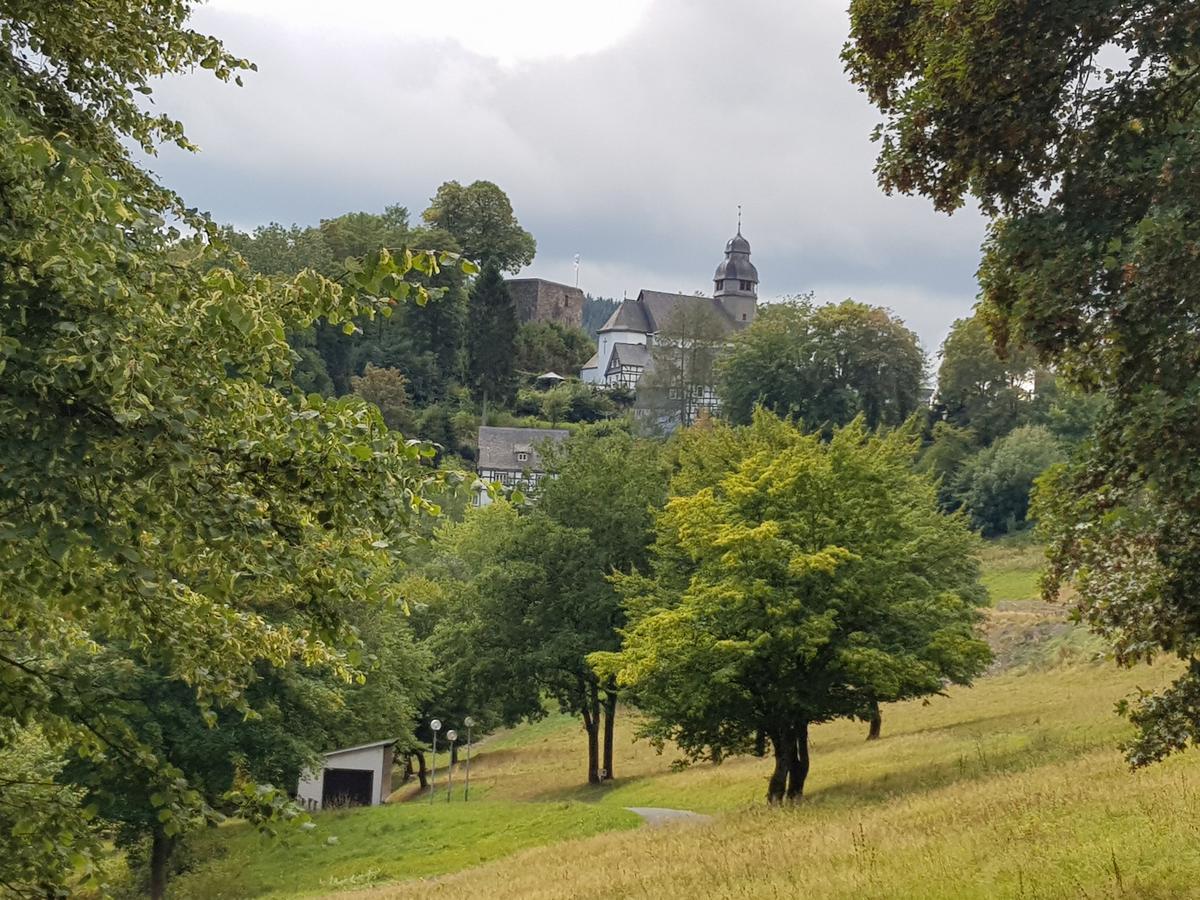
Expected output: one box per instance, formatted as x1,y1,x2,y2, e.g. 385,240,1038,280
467,261,518,411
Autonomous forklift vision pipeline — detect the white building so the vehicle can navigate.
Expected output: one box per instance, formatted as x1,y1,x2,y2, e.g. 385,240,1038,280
580,227,759,389
296,739,397,811
474,425,569,506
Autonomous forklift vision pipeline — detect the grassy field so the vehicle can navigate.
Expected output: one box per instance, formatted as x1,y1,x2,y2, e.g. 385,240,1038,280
979,531,1047,604
357,662,1197,900
170,801,638,898
169,540,1200,898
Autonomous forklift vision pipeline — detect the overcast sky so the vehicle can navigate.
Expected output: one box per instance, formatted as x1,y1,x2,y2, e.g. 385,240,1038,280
146,0,987,353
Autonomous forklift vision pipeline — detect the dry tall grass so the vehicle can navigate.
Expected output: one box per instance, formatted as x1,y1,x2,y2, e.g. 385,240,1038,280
351,661,1200,899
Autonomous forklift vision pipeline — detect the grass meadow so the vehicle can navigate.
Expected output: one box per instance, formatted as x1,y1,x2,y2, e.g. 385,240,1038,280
167,541,1200,899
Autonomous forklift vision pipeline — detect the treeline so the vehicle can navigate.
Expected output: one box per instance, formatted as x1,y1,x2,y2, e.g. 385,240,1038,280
226,183,602,462
713,296,1100,536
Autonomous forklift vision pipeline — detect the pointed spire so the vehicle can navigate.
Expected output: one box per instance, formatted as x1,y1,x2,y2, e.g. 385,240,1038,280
737,204,742,235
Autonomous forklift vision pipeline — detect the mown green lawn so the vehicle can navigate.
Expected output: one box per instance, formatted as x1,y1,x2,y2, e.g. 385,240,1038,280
169,800,638,899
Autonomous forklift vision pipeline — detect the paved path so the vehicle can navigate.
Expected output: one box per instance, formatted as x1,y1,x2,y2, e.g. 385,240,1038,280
624,806,712,827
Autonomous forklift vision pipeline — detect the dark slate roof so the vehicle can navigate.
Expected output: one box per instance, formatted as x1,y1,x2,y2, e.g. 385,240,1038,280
725,232,751,254
607,342,651,373
714,256,759,282
714,229,759,284
580,351,600,370
638,290,739,334
477,426,569,472
598,299,651,333
599,291,743,337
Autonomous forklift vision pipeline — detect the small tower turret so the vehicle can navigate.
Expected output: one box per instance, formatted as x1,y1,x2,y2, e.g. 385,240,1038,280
713,212,758,325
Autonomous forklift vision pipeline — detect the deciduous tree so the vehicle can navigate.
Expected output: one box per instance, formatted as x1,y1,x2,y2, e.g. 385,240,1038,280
845,0,1200,762
0,2,469,889
593,413,989,803
718,298,925,430
422,180,536,273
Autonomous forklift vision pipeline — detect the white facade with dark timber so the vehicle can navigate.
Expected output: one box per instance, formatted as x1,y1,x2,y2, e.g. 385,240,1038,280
474,425,569,506
579,226,759,390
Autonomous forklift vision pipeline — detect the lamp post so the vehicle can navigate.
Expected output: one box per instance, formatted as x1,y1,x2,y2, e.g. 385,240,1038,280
445,730,458,803
429,719,441,805
463,716,474,802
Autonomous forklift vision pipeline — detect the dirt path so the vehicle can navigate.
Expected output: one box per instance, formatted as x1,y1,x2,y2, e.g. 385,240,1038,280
624,806,711,827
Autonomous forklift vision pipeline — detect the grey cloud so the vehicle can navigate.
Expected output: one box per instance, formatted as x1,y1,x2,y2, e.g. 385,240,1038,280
145,0,986,351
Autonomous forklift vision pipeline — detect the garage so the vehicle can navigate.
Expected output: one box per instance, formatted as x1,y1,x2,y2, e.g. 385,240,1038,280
296,739,397,811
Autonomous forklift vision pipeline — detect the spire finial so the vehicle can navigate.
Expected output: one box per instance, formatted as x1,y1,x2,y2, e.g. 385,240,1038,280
737,204,742,235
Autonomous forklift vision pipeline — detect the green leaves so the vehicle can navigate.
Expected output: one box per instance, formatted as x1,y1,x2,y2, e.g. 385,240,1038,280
0,24,454,889
848,0,1200,766
601,413,989,789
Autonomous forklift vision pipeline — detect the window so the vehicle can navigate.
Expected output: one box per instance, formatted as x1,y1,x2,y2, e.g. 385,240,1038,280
516,451,529,463
740,280,753,291
741,313,747,321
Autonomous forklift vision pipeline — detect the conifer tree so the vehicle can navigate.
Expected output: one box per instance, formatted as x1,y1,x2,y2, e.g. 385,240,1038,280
467,261,518,413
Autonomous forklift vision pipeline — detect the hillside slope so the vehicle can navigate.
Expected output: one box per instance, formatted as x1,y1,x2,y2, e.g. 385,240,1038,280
167,539,1200,899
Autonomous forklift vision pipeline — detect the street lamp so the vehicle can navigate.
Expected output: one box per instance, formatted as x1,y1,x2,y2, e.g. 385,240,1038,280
429,718,441,805
445,730,458,803
463,716,474,802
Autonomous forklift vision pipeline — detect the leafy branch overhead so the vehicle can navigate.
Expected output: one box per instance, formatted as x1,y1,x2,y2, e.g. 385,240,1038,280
0,2,474,893
846,0,1200,764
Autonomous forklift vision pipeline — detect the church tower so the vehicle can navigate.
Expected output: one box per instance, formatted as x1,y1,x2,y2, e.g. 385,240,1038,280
713,218,758,326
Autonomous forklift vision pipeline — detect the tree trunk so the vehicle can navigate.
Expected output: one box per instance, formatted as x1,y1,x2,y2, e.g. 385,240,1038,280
601,690,617,780
401,754,413,784
582,686,601,784
753,729,767,758
787,721,810,801
149,827,174,900
450,742,459,766
767,727,793,805
867,702,882,741
414,750,429,789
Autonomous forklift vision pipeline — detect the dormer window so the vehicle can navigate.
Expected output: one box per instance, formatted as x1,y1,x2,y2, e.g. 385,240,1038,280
516,451,529,463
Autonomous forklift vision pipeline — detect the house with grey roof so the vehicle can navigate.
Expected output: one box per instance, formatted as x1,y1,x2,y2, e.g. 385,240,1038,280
580,227,759,406
474,425,570,506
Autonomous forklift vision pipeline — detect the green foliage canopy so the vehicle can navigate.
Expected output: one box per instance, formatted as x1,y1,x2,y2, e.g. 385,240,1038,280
594,413,990,803
467,261,519,407
845,0,1200,762
718,298,926,430
0,2,471,888
422,180,537,274
957,425,1065,537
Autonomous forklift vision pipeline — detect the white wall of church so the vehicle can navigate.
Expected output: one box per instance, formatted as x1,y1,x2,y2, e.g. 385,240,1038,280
592,329,648,383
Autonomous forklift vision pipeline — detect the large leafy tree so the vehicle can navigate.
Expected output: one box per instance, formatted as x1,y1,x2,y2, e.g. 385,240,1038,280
423,427,666,784
536,426,667,778
0,1,469,890
422,179,537,274
935,314,1043,446
845,0,1200,763
957,425,1065,536
593,413,990,803
718,297,926,430
351,364,413,433
513,320,595,377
